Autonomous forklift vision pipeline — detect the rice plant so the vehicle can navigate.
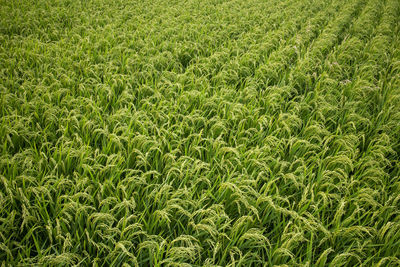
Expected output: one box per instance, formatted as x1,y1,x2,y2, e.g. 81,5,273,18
1,0,400,265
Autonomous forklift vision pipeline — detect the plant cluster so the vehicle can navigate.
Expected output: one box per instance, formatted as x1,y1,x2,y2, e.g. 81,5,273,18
1,0,400,265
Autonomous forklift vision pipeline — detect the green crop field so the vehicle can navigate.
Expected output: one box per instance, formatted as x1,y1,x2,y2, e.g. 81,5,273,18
1,0,400,265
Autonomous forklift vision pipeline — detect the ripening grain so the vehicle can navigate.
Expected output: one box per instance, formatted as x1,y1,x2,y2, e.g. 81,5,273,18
1,0,400,265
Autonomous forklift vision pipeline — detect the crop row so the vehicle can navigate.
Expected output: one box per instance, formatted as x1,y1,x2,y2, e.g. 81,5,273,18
1,0,400,265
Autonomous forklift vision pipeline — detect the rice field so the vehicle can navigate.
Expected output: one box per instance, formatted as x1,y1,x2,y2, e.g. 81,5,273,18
1,0,400,265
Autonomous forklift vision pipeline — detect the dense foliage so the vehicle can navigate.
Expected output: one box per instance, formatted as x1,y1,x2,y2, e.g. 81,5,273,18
1,0,400,265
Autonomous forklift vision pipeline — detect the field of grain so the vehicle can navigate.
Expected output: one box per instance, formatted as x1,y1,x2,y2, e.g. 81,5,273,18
1,0,400,265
